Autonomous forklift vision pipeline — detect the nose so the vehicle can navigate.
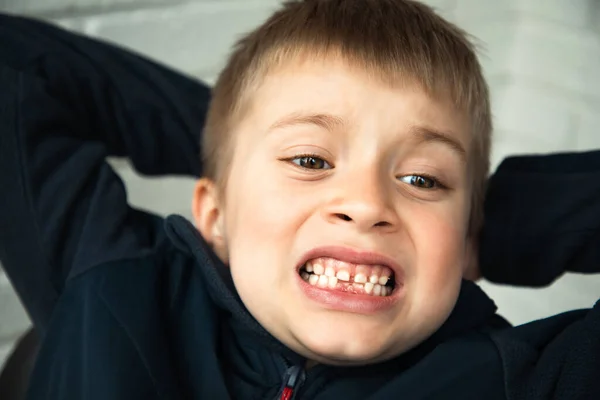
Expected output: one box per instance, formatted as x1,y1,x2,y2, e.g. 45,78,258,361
323,171,399,232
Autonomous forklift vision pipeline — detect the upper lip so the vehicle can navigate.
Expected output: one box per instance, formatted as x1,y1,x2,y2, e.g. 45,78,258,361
297,245,404,281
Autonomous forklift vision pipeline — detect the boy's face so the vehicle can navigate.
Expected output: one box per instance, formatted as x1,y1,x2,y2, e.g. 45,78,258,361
194,56,473,365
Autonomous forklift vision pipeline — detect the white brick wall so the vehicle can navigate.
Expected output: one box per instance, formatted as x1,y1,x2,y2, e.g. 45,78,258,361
0,0,176,15
1,0,600,368
0,269,31,367
82,1,282,78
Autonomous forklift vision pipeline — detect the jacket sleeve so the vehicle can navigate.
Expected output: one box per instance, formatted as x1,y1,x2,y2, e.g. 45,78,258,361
481,150,600,398
0,15,211,330
26,273,162,400
490,302,600,399
479,150,600,287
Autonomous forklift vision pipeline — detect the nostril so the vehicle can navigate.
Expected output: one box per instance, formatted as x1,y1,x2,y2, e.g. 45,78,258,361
334,213,352,221
374,221,391,227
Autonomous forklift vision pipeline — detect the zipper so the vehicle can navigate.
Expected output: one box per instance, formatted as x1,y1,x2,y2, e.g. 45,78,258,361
276,365,305,400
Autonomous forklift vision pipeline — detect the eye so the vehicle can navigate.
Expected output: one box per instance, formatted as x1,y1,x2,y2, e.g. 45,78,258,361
291,155,332,170
399,174,439,189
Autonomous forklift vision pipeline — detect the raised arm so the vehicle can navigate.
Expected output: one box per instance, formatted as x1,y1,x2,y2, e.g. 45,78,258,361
479,150,600,286
0,14,210,330
477,150,600,398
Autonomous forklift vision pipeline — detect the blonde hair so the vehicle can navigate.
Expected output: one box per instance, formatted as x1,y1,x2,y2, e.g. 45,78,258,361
203,0,492,234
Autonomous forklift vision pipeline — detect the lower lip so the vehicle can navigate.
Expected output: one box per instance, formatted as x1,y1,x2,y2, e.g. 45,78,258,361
295,273,402,314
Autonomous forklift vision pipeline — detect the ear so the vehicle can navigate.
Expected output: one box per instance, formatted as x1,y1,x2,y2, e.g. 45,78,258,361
462,236,481,281
192,178,228,262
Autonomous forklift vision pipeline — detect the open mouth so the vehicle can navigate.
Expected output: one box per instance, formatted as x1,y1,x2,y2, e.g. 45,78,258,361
298,257,396,297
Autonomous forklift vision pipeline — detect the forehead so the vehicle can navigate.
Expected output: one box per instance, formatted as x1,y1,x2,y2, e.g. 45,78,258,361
241,55,471,148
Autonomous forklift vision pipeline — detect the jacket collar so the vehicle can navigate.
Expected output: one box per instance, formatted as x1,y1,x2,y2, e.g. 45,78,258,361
165,214,499,369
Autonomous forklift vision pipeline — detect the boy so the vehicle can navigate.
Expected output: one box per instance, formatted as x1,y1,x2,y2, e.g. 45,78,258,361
0,1,598,399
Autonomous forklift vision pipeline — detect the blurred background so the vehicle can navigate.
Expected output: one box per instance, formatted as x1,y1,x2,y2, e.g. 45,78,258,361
1,0,599,369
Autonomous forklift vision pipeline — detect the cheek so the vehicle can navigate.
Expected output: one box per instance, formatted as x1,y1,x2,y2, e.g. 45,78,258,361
219,156,298,323
222,152,312,278
224,145,326,245
406,202,468,303
226,173,298,243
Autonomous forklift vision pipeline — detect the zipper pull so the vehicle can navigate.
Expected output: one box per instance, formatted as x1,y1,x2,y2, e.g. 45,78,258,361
278,365,305,400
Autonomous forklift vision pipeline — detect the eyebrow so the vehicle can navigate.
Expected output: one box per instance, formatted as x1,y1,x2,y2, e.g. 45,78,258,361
268,112,467,162
268,112,346,133
409,125,467,162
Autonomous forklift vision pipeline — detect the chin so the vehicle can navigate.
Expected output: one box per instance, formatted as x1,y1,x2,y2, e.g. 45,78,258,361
294,321,402,366
303,341,393,366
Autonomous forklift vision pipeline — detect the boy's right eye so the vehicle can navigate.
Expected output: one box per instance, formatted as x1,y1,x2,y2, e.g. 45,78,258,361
291,155,333,170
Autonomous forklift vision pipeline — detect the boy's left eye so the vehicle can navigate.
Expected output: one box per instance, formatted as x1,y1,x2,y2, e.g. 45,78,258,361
398,175,439,189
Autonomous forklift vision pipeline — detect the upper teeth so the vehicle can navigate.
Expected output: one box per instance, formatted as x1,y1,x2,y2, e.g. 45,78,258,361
301,267,392,296
303,258,393,286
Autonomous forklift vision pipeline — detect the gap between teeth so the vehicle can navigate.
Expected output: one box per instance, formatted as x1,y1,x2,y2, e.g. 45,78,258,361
300,270,393,296
305,263,391,286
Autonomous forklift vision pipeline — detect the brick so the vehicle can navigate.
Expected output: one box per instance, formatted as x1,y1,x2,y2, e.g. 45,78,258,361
186,66,220,86
487,74,512,104
580,39,600,100
512,0,593,29
455,0,512,20
0,282,31,341
0,267,9,288
457,17,517,79
0,341,16,370
0,269,30,367
493,79,580,150
81,1,281,75
419,0,456,21
53,18,86,32
480,274,600,326
453,2,518,79
456,0,600,91
420,0,456,9
507,18,596,95
110,159,196,220
457,0,593,29
575,102,600,151
0,0,179,15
